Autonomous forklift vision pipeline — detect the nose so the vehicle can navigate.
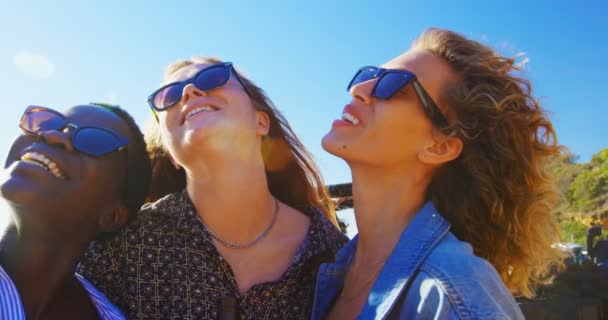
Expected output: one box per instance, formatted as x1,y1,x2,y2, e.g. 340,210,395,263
349,78,376,105
37,126,75,153
180,83,207,104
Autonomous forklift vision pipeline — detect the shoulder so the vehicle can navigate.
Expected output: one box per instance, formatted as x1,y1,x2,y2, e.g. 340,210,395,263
77,190,186,281
86,190,185,252
116,189,189,239
423,232,496,277
76,274,127,320
304,206,349,255
136,189,187,226
0,265,26,320
404,232,523,319
399,271,519,320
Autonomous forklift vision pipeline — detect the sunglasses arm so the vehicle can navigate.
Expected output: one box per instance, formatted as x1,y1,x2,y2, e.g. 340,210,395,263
411,80,449,129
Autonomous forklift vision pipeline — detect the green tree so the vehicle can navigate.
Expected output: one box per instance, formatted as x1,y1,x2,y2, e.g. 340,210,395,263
566,148,608,213
559,219,589,245
548,148,582,217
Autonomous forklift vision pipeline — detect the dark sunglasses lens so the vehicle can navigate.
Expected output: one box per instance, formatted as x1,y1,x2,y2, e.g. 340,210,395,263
22,110,65,132
153,84,183,110
348,68,376,90
73,128,122,156
374,72,411,99
193,65,230,91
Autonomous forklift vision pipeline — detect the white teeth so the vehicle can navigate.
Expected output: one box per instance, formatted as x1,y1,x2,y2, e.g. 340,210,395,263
186,105,216,119
342,112,360,125
20,152,66,179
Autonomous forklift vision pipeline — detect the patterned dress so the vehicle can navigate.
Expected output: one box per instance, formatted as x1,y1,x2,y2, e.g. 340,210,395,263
78,190,347,319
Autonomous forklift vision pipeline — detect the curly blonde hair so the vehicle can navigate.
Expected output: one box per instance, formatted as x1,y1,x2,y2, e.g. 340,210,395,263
145,57,338,226
414,28,563,298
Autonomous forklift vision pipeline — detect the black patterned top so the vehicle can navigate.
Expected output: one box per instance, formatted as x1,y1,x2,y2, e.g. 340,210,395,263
77,190,348,320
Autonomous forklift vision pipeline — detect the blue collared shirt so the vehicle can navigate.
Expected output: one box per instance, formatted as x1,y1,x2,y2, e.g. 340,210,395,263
312,202,524,320
0,265,125,320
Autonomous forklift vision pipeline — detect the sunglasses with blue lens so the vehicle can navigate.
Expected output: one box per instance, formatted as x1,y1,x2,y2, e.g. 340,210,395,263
20,106,129,157
348,66,449,129
147,62,251,113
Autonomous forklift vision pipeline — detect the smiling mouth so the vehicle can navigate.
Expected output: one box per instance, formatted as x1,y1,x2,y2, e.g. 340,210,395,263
20,152,67,179
185,105,218,122
342,111,360,125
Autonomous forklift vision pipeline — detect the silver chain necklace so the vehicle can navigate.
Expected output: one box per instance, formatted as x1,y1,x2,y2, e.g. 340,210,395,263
200,198,279,249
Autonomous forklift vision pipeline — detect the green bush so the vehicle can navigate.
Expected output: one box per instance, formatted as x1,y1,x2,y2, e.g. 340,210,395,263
559,220,588,246
565,148,608,212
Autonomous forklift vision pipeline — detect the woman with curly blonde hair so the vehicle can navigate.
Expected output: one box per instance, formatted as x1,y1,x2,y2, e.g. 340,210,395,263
313,28,562,319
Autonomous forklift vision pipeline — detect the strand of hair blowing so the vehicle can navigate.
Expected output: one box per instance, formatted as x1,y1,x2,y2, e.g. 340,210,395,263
414,28,563,298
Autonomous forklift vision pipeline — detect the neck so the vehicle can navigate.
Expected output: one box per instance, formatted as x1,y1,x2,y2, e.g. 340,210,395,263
0,216,94,318
349,162,430,266
184,151,277,244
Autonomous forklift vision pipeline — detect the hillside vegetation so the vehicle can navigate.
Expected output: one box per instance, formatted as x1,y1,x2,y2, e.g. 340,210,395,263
551,148,608,244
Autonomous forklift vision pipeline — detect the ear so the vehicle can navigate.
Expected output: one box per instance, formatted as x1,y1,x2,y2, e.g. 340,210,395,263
418,134,463,165
255,111,271,136
98,205,129,232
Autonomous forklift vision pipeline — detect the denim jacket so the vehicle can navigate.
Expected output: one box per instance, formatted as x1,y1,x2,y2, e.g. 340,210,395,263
312,202,524,320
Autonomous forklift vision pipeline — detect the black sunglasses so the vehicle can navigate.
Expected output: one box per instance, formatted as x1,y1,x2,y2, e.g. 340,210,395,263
20,106,129,157
147,62,251,114
348,66,449,129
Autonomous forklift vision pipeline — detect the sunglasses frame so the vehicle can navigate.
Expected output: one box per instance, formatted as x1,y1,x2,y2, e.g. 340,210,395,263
347,66,450,129
147,62,252,116
20,106,129,157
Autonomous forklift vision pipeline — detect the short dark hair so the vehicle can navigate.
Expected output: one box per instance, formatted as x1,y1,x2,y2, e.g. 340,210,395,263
91,103,151,218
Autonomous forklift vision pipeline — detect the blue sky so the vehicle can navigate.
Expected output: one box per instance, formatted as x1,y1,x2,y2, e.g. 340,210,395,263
0,1,606,234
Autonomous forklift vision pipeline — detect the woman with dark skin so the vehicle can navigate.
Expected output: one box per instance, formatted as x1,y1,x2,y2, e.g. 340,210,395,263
0,104,150,319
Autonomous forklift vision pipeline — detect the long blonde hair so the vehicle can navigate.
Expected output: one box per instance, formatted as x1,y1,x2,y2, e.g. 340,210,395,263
145,57,338,226
414,29,563,297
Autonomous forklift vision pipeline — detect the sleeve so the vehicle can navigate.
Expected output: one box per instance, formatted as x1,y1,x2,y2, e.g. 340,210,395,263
77,230,130,312
395,270,518,320
395,274,459,320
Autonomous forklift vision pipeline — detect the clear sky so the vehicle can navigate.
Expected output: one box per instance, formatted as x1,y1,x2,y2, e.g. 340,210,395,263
0,0,606,234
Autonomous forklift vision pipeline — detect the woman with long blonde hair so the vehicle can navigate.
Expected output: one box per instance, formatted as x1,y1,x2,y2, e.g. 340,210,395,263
79,57,347,319
313,28,562,319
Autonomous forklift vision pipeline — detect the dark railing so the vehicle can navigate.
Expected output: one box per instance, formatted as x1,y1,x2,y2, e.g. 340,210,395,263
328,183,353,210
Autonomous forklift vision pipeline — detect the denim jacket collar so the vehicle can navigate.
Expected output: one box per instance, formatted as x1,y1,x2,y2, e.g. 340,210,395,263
312,202,450,320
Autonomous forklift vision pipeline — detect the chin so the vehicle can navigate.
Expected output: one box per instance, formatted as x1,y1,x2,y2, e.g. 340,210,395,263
0,177,36,207
179,124,219,150
321,132,349,159
0,171,65,210
322,132,382,167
